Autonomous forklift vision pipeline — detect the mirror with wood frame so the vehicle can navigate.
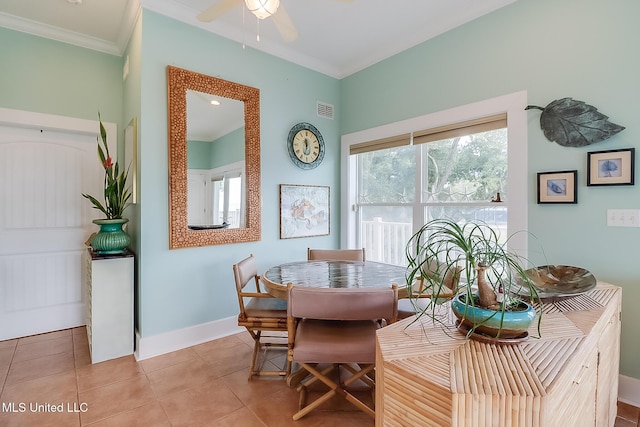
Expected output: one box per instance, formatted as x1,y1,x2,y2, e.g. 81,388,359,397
167,65,261,248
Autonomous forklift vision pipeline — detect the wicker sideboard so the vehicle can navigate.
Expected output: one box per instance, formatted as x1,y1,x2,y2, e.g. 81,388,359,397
376,282,621,427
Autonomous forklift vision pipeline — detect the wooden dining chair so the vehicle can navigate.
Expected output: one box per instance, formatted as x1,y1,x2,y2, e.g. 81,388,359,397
286,283,398,420
397,261,460,319
232,254,291,379
307,247,365,261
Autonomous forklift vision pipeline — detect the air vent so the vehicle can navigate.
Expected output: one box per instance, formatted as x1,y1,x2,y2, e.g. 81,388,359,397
317,101,334,120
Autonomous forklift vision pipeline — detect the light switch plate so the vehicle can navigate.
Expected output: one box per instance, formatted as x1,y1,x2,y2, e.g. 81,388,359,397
607,209,640,227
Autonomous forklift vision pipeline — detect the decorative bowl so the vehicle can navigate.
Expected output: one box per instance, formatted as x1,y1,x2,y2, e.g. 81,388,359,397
514,265,596,301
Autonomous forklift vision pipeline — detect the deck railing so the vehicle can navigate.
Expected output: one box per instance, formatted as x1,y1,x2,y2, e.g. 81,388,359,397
362,216,507,268
361,217,412,266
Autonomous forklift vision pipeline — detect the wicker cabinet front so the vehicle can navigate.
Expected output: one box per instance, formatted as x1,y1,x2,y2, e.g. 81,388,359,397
376,282,621,427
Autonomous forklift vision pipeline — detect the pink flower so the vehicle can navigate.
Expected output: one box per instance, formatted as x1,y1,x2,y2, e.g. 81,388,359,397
103,156,113,168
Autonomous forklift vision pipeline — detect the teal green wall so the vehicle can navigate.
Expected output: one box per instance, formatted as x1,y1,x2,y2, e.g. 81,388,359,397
210,127,245,169
1,0,638,382
186,128,245,169
187,140,213,169
138,10,340,337
0,27,123,133
341,0,640,379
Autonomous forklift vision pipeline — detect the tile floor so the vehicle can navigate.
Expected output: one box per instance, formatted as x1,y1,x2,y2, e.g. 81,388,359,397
0,327,637,426
0,327,375,426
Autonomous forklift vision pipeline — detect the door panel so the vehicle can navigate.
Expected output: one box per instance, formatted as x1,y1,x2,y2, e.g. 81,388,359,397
187,170,207,225
0,123,102,340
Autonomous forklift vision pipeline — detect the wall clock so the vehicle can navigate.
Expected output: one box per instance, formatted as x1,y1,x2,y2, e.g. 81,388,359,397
287,122,325,170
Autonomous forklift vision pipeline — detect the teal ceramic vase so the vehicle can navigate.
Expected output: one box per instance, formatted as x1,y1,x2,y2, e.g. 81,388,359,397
90,218,130,255
450,293,536,340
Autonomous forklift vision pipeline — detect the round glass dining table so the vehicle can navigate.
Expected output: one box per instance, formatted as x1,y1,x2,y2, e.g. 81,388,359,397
261,260,408,300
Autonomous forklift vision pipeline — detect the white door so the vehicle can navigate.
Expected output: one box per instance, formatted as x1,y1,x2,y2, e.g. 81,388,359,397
187,170,208,225
0,109,111,341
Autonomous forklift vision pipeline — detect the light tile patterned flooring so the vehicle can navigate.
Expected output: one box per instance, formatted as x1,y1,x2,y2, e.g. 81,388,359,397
0,327,374,426
617,402,640,427
0,326,637,426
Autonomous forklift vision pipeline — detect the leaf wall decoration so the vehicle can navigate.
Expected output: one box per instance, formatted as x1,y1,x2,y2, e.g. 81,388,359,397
525,97,625,147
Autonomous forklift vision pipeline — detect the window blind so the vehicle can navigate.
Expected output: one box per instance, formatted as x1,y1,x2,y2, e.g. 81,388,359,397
413,113,507,145
349,133,411,155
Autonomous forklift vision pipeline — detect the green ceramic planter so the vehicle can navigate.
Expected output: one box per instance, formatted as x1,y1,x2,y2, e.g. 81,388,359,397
90,218,130,255
451,293,536,339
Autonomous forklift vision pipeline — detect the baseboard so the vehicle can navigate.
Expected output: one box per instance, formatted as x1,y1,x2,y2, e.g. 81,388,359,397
134,316,244,361
619,375,640,407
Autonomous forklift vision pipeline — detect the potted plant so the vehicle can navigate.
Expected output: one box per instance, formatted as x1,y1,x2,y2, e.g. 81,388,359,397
405,218,541,341
82,113,132,254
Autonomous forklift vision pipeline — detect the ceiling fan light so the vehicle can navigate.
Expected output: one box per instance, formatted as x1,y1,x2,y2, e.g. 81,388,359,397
245,0,280,20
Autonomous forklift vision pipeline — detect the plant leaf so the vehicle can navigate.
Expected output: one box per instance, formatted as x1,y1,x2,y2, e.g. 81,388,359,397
81,193,109,217
526,97,625,147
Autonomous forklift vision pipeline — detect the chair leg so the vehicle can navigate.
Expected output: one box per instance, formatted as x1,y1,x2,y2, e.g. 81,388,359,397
292,363,340,420
247,330,289,380
254,343,289,377
343,363,375,388
287,364,311,388
248,332,262,380
344,393,375,418
292,362,376,420
293,386,338,421
285,353,292,377
297,364,335,390
298,386,307,409
340,364,376,419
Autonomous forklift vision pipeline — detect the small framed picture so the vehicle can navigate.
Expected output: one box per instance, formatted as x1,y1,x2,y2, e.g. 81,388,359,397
280,184,330,239
537,170,578,204
587,148,635,186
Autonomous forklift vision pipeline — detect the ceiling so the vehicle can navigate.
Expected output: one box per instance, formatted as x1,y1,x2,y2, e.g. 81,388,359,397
0,0,517,78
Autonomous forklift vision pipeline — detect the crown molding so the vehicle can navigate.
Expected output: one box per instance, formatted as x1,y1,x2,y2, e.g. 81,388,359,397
116,1,143,54
0,11,119,56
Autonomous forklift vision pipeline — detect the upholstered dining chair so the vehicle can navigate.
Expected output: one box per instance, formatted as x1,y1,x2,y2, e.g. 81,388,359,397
232,254,291,379
307,247,365,261
286,283,398,420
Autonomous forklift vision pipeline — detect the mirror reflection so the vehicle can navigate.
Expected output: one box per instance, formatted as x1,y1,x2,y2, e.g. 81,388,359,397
186,90,246,229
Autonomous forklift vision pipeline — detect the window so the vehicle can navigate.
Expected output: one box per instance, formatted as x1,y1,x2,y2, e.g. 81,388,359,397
341,92,528,265
211,172,243,227
187,161,245,228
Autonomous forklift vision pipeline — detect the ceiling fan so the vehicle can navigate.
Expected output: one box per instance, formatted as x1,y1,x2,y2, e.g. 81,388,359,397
196,0,352,43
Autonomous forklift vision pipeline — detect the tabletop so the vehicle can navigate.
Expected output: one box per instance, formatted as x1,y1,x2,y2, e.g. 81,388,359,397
261,260,408,299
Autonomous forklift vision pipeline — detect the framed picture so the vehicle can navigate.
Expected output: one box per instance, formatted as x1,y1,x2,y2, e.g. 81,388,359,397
587,148,635,186
280,184,330,239
124,117,138,203
537,170,578,204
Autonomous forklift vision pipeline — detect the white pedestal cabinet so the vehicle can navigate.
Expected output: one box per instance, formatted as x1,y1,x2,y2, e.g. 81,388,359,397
85,249,134,363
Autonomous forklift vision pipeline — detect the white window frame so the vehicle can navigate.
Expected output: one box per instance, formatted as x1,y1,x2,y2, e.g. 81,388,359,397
187,160,245,227
341,91,529,258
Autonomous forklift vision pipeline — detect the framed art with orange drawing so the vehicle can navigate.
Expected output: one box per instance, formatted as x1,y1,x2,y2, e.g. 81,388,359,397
280,184,330,239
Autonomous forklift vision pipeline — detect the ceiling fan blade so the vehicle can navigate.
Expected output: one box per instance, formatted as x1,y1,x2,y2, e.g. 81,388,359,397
271,4,299,42
197,0,243,22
